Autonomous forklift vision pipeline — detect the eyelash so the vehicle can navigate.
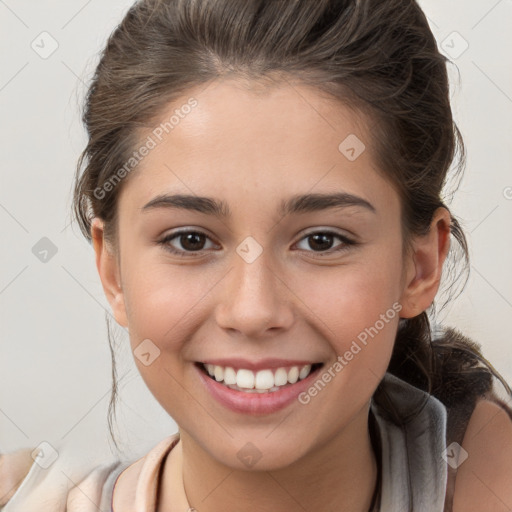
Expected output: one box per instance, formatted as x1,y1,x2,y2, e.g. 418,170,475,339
157,229,357,258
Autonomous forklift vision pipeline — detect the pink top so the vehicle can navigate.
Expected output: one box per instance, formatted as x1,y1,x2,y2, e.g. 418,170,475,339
111,433,193,512
0,433,188,512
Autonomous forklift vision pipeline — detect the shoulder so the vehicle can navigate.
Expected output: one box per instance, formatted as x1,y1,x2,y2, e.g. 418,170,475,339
0,435,179,511
0,441,126,511
112,433,181,511
452,398,512,512
0,448,35,506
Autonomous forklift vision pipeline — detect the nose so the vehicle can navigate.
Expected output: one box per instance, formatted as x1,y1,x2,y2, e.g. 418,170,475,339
214,249,295,338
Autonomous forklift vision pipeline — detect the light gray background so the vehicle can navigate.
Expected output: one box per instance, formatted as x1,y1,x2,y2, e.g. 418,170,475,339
1,0,511,459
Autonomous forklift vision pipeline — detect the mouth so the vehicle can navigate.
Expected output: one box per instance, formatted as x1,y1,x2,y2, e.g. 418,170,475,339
195,361,324,394
194,360,325,415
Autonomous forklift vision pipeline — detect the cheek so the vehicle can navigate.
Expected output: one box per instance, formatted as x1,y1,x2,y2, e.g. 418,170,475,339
120,261,217,412
123,262,215,347
292,254,403,374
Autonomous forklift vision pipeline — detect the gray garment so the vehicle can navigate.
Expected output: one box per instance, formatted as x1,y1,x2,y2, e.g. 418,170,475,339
371,372,448,512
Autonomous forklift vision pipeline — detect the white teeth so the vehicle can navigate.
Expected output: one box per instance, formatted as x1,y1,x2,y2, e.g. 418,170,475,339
274,367,288,386
236,369,255,389
223,367,237,385
202,363,317,391
214,366,224,382
254,369,274,390
299,364,311,380
287,366,299,384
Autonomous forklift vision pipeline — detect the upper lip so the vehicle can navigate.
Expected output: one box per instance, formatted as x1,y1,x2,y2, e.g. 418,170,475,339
199,358,322,372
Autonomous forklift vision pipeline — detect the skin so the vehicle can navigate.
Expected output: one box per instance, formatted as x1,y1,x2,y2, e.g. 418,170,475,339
453,400,512,511
92,78,451,511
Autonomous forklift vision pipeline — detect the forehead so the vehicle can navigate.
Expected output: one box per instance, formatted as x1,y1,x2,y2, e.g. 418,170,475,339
118,78,400,221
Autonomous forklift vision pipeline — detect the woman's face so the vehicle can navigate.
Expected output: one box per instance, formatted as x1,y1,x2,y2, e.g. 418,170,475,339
93,78,433,470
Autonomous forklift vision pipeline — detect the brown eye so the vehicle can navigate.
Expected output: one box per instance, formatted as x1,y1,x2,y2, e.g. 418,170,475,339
307,233,335,251
158,230,216,256
295,231,355,255
177,232,207,251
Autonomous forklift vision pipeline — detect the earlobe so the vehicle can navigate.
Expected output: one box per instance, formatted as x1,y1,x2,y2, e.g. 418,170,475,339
399,208,451,319
91,218,128,328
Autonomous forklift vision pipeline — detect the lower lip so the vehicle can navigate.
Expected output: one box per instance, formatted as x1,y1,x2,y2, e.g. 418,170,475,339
195,363,323,415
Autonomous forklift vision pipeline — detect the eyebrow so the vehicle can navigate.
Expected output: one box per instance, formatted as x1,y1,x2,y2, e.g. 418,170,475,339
141,192,376,218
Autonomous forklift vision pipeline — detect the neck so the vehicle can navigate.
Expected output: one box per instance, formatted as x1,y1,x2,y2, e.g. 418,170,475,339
177,404,378,512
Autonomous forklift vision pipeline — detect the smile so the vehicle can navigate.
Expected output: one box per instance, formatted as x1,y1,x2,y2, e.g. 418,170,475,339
198,362,323,393
195,361,325,415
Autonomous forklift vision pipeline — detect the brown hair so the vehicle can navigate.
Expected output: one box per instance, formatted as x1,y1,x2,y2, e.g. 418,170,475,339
72,0,511,448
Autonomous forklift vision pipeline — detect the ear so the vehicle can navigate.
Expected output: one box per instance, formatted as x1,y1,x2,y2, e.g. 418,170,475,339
91,218,128,328
399,207,452,318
